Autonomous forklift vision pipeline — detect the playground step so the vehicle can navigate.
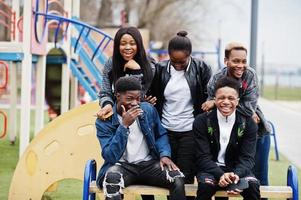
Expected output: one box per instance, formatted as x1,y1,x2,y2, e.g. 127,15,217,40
70,60,98,100
72,19,108,65
71,37,103,86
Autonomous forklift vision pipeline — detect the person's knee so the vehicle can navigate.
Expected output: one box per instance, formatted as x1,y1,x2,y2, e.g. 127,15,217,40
172,177,185,189
196,181,216,200
247,179,260,192
184,173,195,184
103,171,124,200
197,181,215,192
242,179,260,200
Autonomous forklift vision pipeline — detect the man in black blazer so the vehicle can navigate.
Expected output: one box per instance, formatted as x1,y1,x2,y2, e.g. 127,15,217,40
193,76,260,200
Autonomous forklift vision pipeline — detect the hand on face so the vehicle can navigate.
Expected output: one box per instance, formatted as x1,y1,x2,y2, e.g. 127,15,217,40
117,90,142,127
121,105,143,128
124,59,141,71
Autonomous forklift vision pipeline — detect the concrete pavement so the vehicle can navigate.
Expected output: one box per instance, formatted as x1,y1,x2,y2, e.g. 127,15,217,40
259,98,301,168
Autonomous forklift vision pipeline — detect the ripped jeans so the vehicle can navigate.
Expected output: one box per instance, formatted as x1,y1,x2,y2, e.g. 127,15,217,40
196,172,260,200
103,159,186,200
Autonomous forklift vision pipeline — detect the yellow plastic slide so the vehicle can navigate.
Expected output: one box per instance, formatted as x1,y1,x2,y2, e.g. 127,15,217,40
9,102,103,200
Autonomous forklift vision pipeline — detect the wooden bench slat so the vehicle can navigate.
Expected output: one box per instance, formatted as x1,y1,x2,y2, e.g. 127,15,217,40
90,181,292,198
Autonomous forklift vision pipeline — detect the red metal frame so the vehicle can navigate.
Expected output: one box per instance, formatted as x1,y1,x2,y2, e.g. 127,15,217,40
0,0,16,40
16,16,23,41
0,61,8,89
0,110,7,139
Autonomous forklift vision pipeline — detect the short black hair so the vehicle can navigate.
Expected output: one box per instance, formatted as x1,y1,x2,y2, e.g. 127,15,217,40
168,31,192,56
115,76,142,93
214,76,240,95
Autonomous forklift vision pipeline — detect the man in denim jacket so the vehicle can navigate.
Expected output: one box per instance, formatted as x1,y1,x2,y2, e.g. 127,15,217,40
95,76,185,200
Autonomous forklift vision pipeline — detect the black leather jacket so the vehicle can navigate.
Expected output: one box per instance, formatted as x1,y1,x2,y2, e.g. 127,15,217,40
193,109,258,179
149,57,212,118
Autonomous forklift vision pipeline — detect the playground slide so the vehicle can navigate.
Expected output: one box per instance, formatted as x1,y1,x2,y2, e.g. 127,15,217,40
8,102,103,200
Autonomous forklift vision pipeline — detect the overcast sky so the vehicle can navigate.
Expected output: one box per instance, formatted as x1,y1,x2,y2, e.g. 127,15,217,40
199,0,301,68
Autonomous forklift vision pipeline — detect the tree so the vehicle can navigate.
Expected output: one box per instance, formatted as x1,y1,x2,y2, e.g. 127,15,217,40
97,0,113,27
136,0,210,48
95,0,211,48
80,0,101,25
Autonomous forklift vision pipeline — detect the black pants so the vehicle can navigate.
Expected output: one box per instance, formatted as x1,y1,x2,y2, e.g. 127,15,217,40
168,130,196,200
103,159,186,200
196,172,260,200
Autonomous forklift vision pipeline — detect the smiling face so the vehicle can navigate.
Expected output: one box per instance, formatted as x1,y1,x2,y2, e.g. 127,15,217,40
169,50,190,71
116,90,141,113
215,86,239,117
119,34,137,61
225,49,247,79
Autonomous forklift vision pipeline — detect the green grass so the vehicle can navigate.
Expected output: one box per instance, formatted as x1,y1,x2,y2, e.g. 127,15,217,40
262,85,301,100
42,180,83,200
0,139,19,200
269,149,301,200
1,135,300,200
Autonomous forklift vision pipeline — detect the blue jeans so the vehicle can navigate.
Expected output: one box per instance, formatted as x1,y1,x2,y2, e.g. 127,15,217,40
254,134,271,186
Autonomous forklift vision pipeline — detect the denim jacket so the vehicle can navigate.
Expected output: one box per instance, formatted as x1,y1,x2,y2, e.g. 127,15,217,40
95,102,171,187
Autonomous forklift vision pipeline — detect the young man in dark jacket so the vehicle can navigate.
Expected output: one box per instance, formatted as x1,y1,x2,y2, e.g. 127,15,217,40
95,76,186,200
201,42,271,186
194,76,260,200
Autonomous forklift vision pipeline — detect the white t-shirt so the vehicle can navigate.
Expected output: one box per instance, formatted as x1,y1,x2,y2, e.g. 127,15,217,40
118,116,152,163
161,60,194,132
216,110,236,166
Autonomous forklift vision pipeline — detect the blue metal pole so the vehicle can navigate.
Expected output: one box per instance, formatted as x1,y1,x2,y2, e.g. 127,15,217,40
268,121,279,161
83,159,97,200
287,165,299,200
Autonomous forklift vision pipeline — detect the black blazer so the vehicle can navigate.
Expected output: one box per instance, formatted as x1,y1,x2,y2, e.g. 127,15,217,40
193,109,258,180
148,57,212,118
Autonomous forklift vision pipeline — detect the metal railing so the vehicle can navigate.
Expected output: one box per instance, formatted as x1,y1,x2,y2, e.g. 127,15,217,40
33,0,113,59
